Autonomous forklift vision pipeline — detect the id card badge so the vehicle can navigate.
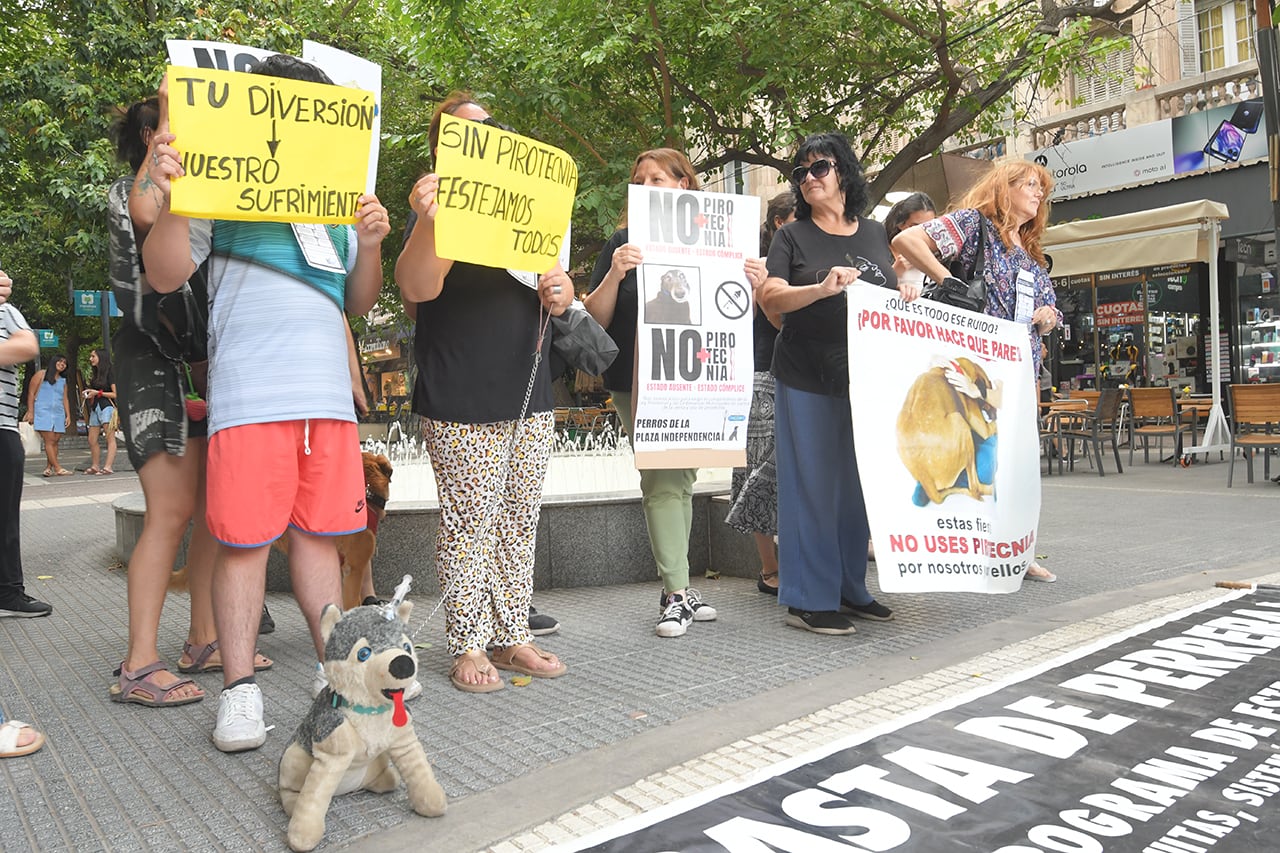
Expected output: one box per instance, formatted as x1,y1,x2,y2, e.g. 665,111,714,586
1015,268,1036,325
292,223,346,274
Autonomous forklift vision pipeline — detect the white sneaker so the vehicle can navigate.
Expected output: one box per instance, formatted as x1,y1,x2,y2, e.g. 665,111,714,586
212,683,266,753
656,593,695,638
685,588,717,622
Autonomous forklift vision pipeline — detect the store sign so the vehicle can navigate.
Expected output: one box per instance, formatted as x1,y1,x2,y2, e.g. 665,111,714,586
72,290,122,318
1029,102,1267,200
36,330,58,349
1096,299,1144,327
1227,238,1266,266
359,337,391,355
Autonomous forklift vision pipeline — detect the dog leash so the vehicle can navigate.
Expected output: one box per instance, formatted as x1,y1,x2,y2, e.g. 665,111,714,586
408,306,552,640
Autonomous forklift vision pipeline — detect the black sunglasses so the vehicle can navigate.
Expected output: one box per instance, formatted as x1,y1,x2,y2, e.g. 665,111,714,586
481,116,516,133
792,158,835,183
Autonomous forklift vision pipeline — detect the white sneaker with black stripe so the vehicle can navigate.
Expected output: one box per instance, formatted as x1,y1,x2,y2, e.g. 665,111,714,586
656,592,695,637
659,588,716,623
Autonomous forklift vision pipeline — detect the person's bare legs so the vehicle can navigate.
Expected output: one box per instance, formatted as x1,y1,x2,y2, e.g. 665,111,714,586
122,450,202,701
285,529,343,660
212,544,269,687
754,532,778,590
40,432,58,473
103,426,117,472
87,425,102,471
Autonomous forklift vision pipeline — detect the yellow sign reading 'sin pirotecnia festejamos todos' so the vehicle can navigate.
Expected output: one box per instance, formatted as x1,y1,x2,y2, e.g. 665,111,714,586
166,65,374,224
433,114,579,274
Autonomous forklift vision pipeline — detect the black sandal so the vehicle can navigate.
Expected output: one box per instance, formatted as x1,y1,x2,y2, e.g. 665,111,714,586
757,570,779,596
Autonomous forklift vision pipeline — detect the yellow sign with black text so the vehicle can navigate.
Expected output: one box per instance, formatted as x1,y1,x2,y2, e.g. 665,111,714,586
166,64,374,224
433,114,578,274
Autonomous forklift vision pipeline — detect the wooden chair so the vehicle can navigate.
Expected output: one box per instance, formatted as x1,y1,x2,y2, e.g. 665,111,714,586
1127,387,1195,466
1050,387,1125,476
1227,384,1280,486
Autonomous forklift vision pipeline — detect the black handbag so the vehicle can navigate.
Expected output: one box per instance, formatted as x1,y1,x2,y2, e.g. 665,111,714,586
923,216,988,314
549,306,619,376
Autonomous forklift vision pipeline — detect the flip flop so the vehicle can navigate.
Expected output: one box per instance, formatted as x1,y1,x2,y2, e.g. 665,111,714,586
177,640,273,674
0,720,45,758
1026,565,1057,583
97,468,113,475
109,661,204,707
41,469,53,478
490,643,567,679
54,469,73,476
82,467,99,475
449,651,505,693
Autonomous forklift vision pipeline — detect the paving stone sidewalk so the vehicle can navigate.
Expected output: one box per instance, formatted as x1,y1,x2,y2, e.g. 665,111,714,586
2,451,1277,852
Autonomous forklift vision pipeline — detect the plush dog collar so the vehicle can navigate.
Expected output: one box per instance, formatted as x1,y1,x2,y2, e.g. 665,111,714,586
329,691,390,715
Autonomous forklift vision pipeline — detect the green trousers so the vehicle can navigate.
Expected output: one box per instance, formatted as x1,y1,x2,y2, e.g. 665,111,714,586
611,390,697,593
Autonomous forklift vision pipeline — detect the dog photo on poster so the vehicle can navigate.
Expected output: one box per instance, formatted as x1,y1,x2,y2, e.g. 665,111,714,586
847,284,1040,593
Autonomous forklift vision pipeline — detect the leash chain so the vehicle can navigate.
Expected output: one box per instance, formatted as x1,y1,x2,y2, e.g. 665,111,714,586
409,306,552,639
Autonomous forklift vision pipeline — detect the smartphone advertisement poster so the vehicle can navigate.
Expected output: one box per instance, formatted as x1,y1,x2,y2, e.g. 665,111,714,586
629,184,755,469
1030,99,1265,200
847,284,1040,593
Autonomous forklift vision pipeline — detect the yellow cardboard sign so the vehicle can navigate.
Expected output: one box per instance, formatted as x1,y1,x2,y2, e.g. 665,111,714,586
166,65,374,224
433,114,578,274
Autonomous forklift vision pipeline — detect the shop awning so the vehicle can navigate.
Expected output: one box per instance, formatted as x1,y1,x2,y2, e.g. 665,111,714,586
1042,199,1230,278
1043,198,1233,454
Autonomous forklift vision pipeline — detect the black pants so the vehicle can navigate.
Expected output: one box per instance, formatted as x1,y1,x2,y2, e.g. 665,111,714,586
0,430,24,602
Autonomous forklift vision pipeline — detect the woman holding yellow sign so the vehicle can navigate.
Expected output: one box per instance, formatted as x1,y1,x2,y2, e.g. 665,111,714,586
395,93,572,693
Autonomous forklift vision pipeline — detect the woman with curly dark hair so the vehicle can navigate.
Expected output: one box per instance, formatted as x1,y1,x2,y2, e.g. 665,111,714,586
756,133,896,635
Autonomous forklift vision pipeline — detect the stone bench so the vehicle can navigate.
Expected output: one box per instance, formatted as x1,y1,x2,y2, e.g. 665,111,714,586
113,485,760,594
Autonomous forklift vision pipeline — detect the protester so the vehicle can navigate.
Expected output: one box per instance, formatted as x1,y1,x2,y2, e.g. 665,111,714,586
395,92,570,692
892,159,1061,583
108,96,273,713
728,189,795,596
25,353,72,477
884,192,937,286
0,269,51,619
584,148,719,637
140,55,389,749
82,348,118,475
756,133,896,635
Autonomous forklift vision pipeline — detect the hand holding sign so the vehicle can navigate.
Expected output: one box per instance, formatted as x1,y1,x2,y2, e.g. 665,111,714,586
148,73,185,202
610,243,644,278
537,266,573,317
352,194,390,249
407,174,440,222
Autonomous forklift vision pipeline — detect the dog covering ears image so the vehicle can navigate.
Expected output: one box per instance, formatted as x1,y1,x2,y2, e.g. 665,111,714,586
279,579,445,852
897,355,1002,507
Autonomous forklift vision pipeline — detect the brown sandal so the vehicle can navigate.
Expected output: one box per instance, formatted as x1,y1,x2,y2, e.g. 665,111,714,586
449,651,505,693
490,643,567,679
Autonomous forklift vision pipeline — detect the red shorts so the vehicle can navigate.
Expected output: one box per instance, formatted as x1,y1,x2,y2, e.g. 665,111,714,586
206,420,365,547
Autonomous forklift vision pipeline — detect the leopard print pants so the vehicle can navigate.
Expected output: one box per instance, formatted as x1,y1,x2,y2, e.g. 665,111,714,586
424,412,554,657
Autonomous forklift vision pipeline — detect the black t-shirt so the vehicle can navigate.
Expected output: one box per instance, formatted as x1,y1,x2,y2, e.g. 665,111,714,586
588,228,637,392
766,217,896,397
403,211,554,424
752,308,779,373
88,372,114,411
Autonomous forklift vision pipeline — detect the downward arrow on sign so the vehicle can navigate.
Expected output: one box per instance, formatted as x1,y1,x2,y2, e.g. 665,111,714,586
267,119,280,157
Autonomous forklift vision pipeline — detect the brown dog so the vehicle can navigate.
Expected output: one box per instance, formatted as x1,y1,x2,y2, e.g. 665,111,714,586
896,357,999,506
169,451,393,611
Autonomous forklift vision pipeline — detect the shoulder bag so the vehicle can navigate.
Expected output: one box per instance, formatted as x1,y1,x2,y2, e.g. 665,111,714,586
922,215,988,314
549,304,619,377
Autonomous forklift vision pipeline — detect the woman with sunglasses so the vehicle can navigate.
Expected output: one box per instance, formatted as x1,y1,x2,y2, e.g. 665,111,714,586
585,148,723,638
756,133,896,635
396,92,571,692
892,159,1060,582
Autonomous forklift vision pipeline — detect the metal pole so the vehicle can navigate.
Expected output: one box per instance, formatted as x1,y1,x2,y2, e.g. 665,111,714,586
1256,4,1280,292
100,296,110,358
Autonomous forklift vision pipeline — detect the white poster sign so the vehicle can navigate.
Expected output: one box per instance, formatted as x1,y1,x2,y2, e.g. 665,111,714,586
848,285,1040,593
629,185,755,469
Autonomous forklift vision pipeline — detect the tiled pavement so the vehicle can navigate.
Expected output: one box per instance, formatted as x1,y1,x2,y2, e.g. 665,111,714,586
2,441,1278,852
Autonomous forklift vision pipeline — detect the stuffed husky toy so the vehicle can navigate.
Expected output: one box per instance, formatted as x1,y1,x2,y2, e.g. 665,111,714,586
279,600,446,852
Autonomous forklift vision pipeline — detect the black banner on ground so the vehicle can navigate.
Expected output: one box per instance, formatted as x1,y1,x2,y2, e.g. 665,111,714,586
567,589,1280,852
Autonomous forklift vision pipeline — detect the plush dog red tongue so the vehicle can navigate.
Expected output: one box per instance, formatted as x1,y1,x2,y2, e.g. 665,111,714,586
184,395,207,421
389,689,407,727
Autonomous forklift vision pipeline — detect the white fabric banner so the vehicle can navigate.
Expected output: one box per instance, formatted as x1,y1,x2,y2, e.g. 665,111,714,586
848,284,1040,593
628,184,755,468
